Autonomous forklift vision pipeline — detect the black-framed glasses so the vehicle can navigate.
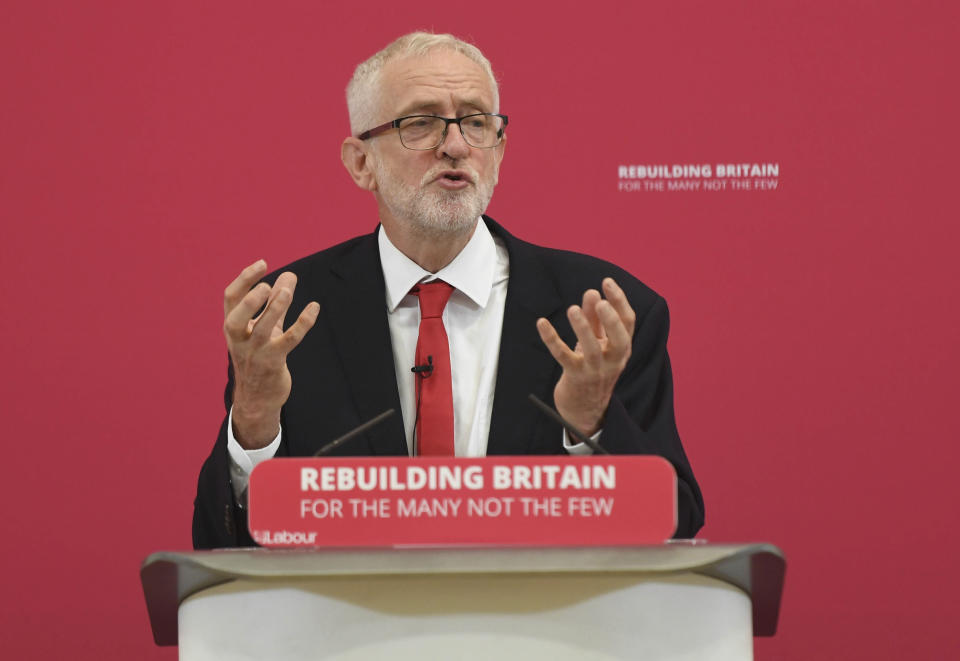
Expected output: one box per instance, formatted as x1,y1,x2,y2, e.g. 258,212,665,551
358,113,508,150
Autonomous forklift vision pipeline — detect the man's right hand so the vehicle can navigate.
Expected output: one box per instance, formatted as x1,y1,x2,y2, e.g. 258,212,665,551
223,260,320,449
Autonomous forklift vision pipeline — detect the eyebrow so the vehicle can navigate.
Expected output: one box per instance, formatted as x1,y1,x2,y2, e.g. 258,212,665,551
396,98,490,117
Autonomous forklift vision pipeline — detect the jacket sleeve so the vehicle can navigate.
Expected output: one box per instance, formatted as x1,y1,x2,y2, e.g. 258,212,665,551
598,295,705,538
192,362,258,549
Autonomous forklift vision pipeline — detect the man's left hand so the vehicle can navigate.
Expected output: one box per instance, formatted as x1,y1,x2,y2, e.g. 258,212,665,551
536,277,636,437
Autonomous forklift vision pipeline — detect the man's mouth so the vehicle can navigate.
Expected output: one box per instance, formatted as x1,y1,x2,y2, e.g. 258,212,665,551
433,170,473,190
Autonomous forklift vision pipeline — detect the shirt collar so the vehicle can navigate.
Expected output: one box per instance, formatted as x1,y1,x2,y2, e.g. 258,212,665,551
379,219,497,312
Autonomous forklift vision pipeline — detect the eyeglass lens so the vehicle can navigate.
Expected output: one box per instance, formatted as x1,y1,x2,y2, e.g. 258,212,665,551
398,115,503,149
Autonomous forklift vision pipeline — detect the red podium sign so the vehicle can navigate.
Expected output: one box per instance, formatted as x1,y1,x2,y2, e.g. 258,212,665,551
249,456,677,548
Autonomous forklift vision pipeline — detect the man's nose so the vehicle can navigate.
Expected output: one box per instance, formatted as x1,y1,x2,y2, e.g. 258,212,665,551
436,122,471,160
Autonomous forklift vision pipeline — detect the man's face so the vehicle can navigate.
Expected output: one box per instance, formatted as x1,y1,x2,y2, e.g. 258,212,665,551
367,49,505,240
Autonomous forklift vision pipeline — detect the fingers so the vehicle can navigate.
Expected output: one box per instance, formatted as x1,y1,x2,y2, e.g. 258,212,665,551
224,259,267,317
602,277,636,337
567,304,602,359
542,279,636,436
538,278,636,367
251,270,296,330
273,271,299,297
596,297,631,358
581,289,604,339
224,281,271,342
224,266,317,354
536,317,577,369
251,285,294,343
251,271,296,322
538,305,606,368
275,302,321,353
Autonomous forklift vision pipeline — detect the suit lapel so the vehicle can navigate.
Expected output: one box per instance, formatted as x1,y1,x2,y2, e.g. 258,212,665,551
486,219,567,455
321,230,407,455
303,220,567,457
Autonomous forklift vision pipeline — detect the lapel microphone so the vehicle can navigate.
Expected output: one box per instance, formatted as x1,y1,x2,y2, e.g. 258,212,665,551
410,354,434,457
411,354,434,376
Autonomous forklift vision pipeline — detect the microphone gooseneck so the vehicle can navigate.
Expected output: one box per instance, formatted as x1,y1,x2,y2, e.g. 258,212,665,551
314,409,397,456
527,393,610,455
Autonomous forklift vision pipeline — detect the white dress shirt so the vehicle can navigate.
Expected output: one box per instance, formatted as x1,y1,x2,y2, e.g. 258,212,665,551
227,219,592,501
380,219,509,457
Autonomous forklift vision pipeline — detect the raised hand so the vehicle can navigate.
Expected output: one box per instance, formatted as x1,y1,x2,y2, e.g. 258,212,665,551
222,260,320,448
536,277,636,437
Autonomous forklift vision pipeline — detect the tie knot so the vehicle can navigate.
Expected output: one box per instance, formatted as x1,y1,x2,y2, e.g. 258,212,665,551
412,281,454,319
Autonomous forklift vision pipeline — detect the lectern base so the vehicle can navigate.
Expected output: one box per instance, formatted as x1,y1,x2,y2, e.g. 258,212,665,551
179,572,752,661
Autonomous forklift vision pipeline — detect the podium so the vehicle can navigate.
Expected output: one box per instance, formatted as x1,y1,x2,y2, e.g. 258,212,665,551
141,543,784,660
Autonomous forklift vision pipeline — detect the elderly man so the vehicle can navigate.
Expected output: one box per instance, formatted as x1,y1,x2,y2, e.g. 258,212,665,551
193,32,704,548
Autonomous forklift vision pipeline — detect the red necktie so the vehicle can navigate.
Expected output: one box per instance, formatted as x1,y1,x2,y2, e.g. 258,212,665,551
412,281,455,455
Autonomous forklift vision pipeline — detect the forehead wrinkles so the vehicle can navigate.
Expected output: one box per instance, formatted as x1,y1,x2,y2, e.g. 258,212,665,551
380,53,494,116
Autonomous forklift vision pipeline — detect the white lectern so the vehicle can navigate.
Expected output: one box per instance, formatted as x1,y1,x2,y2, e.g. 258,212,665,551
141,543,784,661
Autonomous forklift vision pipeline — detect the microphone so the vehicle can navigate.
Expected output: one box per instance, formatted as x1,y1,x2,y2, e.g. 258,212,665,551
527,393,610,455
411,355,434,376
314,408,396,456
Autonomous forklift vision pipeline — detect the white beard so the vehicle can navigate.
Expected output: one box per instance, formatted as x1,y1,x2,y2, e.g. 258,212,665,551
373,157,495,239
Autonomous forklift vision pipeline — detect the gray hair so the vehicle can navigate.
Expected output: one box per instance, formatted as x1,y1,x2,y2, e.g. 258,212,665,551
346,31,500,137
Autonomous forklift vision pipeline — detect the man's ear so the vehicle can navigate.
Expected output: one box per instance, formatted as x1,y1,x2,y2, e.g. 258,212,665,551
341,137,377,191
493,132,506,185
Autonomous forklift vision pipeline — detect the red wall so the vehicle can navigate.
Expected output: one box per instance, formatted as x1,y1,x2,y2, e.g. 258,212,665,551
2,1,957,658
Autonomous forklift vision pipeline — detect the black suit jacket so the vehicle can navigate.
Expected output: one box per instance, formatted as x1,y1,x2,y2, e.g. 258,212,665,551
193,217,704,547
